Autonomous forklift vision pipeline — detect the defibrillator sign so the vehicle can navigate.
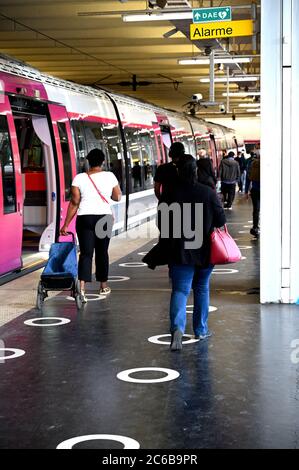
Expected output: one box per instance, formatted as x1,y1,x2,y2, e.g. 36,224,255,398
190,19,253,40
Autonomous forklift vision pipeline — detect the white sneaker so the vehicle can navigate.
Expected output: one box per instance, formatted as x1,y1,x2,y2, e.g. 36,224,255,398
81,291,88,303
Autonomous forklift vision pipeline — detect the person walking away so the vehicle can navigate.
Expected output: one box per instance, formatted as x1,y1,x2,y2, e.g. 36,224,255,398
235,151,246,192
144,156,226,350
245,152,260,238
197,149,217,190
60,148,122,301
154,141,186,203
219,151,240,209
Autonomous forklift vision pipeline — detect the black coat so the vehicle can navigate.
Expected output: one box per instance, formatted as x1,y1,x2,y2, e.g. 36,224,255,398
197,158,217,189
143,182,226,269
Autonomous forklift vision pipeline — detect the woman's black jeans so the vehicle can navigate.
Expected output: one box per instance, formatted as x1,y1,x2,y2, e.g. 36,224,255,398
76,215,112,283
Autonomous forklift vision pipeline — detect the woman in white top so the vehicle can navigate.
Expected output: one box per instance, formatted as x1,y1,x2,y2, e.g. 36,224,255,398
60,148,122,301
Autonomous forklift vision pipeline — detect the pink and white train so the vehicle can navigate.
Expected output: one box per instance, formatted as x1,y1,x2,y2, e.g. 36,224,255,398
0,56,244,278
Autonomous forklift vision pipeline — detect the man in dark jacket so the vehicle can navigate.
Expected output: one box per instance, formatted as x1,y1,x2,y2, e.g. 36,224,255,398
219,151,240,209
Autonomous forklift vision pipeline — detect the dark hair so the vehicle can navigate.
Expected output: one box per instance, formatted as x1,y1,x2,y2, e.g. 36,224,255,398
176,154,197,185
169,142,185,161
228,151,235,158
86,148,105,168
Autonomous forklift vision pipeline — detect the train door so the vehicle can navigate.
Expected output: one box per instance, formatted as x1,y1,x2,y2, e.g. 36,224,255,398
0,96,23,276
47,104,76,244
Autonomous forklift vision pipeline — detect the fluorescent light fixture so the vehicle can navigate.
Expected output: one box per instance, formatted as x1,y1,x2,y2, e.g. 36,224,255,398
239,103,260,108
246,109,261,113
200,76,259,83
122,12,193,22
222,92,261,97
256,114,261,117
178,57,252,65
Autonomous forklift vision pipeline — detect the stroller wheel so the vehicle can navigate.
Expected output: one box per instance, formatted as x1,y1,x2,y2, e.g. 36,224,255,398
75,294,83,310
36,281,45,310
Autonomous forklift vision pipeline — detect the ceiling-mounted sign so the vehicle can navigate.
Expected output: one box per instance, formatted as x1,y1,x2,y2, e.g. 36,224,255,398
190,20,254,41
193,7,232,23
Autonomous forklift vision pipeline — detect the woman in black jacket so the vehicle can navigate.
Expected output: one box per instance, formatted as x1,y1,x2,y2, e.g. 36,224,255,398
144,156,226,351
197,149,217,189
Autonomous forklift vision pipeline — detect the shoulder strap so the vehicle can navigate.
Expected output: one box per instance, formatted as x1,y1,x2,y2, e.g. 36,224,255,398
87,173,109,204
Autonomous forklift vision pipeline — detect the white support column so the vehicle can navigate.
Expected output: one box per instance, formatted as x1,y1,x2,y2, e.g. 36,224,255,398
290,0,299,304
281,0,292,303
260,0,282,303
261,0,299,303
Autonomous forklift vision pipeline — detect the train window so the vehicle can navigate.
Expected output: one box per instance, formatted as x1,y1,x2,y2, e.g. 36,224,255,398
124,127,143,193
101,122,124,193
139,129,157,190
83,122,106,155
0,116,16,214
71,121,88,173
57,122,73,201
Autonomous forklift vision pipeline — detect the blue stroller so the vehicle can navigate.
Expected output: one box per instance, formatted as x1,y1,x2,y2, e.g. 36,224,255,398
36,232,83,310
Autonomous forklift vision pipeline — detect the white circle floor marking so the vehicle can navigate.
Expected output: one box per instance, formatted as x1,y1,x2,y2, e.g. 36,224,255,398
243,225,251,228
108,276,130,282
186,305,218,313
148,334,199,345
85,294,106,301
117,367,180,384
119,262,147,268
213,269,239,275
248,220,253,223
238,231,247,234
24,317,71,327
238,246,253,250
66,294,105,302
138,252,148,256
57,434,140,450
241,256,247,260
0,348,25,361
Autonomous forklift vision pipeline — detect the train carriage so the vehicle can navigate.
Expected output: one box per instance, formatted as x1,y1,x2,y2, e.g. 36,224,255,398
0,56,242,278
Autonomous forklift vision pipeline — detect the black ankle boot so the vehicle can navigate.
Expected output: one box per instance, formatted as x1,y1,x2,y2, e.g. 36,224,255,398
170,330,183,351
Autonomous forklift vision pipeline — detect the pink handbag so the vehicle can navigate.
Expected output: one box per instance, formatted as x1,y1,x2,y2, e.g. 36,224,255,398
210,225,242,265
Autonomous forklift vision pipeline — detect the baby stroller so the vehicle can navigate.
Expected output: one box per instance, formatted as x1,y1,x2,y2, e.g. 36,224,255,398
36,232,83,310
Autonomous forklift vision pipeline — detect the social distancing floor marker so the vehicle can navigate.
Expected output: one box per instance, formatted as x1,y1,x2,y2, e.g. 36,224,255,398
138,252,148,256
119,262,147,268
213,269,239,274
148,334,199,345
57,434,140,449
24,317,71,327
0,348,25,361
108,276,130,282
186,305,218,313
239,246,253,250
117,367,180,384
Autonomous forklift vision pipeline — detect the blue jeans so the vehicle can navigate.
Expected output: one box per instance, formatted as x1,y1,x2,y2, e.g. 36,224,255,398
169,265,214,336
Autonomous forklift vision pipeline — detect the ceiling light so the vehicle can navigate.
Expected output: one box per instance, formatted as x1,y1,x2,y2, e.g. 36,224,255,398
200,76,259,83
122,12,193,22
239,103,260,107
222,92,261,97
246,109,261,113
178,57,252,65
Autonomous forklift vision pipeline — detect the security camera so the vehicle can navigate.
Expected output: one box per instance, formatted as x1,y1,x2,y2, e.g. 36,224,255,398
204,46,212,56
219,103,226,113
192,93,203,102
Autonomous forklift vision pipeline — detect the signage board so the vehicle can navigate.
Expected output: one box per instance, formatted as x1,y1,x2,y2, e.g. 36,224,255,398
193,7,232,23
190,20,254,41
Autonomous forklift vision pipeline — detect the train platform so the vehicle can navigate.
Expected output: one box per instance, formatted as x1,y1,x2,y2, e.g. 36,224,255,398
0,196,299,450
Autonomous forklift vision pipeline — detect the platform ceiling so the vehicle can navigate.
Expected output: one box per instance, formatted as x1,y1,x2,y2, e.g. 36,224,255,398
0,0,260,117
